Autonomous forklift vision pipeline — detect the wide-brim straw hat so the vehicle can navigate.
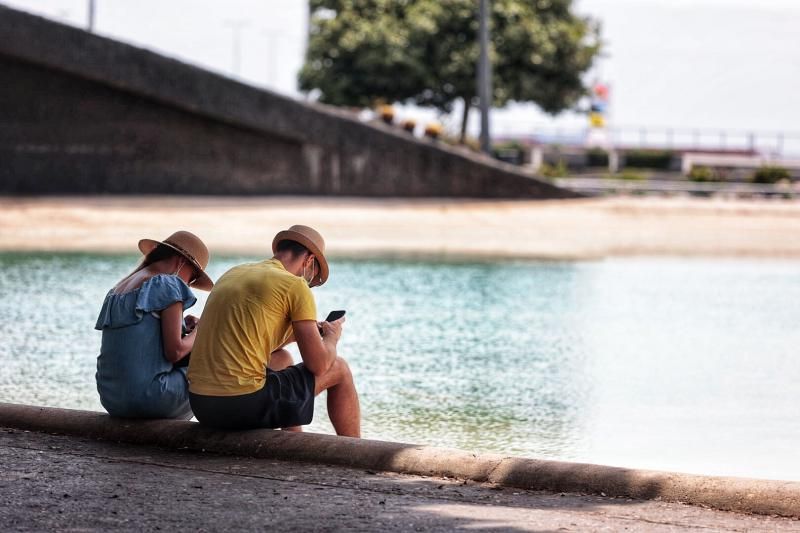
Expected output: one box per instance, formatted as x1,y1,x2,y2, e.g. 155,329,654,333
272,224,329,287
138,230,214,291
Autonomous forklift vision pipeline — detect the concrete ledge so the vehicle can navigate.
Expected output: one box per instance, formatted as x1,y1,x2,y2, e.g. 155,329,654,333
1,402,798,518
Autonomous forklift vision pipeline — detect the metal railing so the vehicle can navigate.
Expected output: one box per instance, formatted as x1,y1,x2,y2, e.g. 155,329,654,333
554,177,800,199
494,124,800,158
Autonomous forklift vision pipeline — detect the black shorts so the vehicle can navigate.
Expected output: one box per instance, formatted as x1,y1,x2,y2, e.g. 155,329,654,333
189,363,316,430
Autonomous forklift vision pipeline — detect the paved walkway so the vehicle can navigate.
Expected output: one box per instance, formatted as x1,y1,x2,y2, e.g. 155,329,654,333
1,429,797,532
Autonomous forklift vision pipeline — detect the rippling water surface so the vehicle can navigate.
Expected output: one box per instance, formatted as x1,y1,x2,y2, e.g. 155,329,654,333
1,253,798,481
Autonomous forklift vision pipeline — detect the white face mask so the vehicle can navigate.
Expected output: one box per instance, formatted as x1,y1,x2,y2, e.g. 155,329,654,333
302,258,315,287
174,259,186,277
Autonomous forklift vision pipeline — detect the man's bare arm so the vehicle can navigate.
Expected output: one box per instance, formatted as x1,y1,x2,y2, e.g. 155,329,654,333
293,318,343,376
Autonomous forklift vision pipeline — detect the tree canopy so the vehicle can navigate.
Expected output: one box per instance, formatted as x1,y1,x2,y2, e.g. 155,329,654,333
299,0,601,137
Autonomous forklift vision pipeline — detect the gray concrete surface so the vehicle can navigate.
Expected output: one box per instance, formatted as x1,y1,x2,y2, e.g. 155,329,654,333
2,428,798,532
2,403,800,521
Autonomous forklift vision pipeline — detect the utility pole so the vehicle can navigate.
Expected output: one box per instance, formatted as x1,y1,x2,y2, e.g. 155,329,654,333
265,33,279,89
87,0,95,32
262,29,290,90
224,20,249,77
477,0,492,155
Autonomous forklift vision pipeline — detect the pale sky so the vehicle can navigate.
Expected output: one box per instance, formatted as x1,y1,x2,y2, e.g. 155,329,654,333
3,0,799,149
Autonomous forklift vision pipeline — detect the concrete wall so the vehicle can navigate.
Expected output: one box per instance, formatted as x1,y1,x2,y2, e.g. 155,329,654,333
0,5,577,199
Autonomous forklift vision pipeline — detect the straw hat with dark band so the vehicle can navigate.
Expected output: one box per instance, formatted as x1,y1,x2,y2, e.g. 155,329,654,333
272,224,329,287
138,230,214,291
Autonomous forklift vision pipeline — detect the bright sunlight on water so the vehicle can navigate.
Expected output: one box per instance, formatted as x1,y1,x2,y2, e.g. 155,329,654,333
0,253,798,481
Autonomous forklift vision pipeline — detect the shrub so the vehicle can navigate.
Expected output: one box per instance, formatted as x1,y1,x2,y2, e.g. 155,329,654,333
494,149,523,165
688,166,717,182
424,123,443,139
586,148,609,168
492,140,524,165
750,166,790,184
540,161,569,179
439,133,478,150
616,169,647,181
624,149,674,170
377,104,394,124
400,119,416,133
493,140,525,152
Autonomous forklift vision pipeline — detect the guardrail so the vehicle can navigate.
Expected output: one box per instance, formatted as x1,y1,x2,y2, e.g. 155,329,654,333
554,177,800,198
681,154,800,174
495,125,800,159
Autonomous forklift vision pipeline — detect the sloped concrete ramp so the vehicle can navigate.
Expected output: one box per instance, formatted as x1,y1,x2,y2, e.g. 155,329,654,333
0,5,575,199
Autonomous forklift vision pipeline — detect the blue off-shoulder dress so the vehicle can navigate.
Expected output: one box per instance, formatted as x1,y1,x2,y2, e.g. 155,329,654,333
95,274,196,419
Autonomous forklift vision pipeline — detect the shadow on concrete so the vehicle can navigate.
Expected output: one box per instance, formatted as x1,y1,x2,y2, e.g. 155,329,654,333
0,427,657,532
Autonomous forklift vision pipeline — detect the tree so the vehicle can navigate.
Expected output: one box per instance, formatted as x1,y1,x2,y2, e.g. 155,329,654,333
299,0,601,143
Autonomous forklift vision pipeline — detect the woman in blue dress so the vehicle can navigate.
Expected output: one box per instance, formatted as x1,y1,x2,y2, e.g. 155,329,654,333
95,230,214,419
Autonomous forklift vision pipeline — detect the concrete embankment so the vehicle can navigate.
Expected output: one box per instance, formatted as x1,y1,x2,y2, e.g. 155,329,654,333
1,402,798,518
0,5,571,199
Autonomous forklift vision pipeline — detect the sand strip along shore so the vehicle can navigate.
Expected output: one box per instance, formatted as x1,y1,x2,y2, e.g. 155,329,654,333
0,403,798,518
1,195,800,259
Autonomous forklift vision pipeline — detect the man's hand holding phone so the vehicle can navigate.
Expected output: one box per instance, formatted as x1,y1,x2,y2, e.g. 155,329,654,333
319,310,345,342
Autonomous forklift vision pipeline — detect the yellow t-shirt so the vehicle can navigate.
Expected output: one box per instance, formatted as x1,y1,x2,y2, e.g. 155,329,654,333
188,258,317,396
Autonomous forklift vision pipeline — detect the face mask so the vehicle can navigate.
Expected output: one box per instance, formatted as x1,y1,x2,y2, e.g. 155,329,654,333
174,259,186,277
302,259,315,287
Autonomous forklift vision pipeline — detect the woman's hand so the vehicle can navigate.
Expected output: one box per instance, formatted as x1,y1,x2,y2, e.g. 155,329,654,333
161,302,195,363
184,314,200,332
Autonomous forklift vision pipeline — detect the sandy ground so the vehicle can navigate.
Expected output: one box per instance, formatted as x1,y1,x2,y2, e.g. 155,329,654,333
1,195,800,259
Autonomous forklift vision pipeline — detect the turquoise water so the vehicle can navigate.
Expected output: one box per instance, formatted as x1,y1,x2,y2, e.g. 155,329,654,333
1,253,799,481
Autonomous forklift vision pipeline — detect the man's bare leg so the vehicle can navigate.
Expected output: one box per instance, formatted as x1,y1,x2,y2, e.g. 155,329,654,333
268,348,302,432
313,356,360,438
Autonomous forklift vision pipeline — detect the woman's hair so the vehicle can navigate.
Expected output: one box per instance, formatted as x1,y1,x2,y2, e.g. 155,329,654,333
115,244,193,291
135,244,181,272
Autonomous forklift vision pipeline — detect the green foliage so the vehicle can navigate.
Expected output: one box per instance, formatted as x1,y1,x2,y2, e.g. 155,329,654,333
614,169,647,181
300,0,601,116
688,166,718,182
493,139,525,151
750,166,790,184
540,161,569,178
586,148,608,167
624,150,674,170
440,134,481,151
492,140,524,165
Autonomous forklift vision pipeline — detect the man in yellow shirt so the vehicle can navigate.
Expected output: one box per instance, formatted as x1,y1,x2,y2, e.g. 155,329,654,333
187,225,360,437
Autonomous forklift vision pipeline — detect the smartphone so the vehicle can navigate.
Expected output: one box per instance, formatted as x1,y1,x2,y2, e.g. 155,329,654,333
319,310,346,334
324,310,346,322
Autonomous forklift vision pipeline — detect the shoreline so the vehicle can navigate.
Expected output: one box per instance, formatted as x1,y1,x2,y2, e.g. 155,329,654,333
2,195,800,259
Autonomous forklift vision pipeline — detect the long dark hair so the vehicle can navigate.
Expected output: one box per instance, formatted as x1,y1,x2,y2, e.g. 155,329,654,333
134,244,180,273
114,244,183,292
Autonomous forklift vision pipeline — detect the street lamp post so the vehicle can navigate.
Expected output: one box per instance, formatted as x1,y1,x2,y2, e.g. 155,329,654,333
262,28,290,90
87,0,95,32
477,0,492,155
224,20,249,77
